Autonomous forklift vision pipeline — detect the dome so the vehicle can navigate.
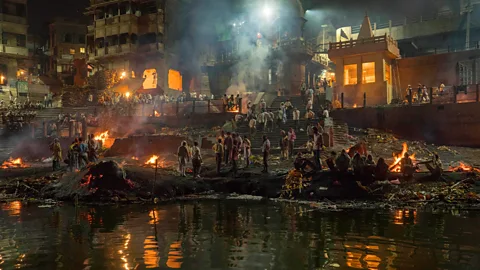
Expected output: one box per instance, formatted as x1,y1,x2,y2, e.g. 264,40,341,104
284,0,305,17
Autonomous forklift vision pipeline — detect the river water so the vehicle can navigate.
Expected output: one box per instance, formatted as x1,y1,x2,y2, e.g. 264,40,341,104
0,201,480,270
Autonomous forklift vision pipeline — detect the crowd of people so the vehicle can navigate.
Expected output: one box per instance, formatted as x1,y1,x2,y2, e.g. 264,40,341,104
404,83,447,104
51,134,100,172
0,110,37,132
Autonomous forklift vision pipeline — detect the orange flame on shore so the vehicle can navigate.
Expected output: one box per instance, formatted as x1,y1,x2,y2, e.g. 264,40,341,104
353,104,357,108
389,143,415,172
1,157,28,169
154,110,160,117
145,155,159,165
449,162,480,173
94,131,109,145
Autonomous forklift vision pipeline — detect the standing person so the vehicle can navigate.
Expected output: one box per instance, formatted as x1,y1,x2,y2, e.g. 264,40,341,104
439,82,445,96
305,109,315,129
279,130,288,160
313,127,323,170
47,91,53,107
68,138,79,172
87,134,98,163
50,122,57,137
177,141,190,177
422,84,429,102
222,94,228,112
260,99,267,112
243,135,251,168
223,132,233,165
44,94,48,108
261,135,271,173
306,123,315,141
276,107,283,128
292,107,300,131
213,138,224,175
417,84,423,103
231,140,239,176
235,94,241,110
192,141,202,179
257,111,265,132
78,138,89,169
52,138,62,171
249,117,257,138
284,99,292,119
308,87,314,103
306,98,313,112
287,127,296,159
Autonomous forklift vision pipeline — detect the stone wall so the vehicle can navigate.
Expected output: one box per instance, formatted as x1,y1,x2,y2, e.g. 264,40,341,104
330,102,480,147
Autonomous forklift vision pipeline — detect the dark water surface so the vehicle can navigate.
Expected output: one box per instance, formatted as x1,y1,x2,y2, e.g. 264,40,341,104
1,201,480,270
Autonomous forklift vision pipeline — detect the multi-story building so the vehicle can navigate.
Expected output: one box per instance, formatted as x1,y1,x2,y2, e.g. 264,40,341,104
85,0,165,92
48,18,87,84
0,0,28,95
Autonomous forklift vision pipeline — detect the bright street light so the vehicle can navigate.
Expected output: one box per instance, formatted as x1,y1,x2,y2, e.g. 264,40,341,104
262,5,273,19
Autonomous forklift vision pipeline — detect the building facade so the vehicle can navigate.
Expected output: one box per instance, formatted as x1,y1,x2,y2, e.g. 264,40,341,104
85,0,165,93
0,0,28,96
48,18,87,85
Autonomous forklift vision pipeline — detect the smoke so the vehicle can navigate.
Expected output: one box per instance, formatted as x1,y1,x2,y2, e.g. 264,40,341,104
226,32,270,95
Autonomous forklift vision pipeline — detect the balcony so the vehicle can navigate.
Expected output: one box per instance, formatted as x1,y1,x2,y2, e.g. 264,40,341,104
0,14,27,25
329,34,400,59
0,45,28,57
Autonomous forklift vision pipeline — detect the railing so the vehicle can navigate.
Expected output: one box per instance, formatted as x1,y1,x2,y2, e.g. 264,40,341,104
329,34,397,50
0,14,27,25
336,84,480,109
0,45,28,57
402,40,480,57
351,10,455,34
115,99,243,117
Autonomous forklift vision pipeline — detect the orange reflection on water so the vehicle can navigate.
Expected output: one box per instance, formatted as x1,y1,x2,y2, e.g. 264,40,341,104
149,210,166,224
364,254,381,269
346,251,363,269
166,241,183,269
144,236,160,268
2,201,22,216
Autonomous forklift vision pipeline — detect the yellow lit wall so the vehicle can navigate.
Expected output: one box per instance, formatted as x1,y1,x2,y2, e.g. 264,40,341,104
143,68,158,89
168,69,182,91
362,62,375,83
344,64,357,85
384,61,391,84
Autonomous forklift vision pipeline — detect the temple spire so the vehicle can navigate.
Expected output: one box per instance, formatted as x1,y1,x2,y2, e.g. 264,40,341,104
358,14,374,39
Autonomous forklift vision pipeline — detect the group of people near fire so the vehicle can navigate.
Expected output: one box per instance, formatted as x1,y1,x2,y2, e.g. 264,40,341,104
50,134,100,172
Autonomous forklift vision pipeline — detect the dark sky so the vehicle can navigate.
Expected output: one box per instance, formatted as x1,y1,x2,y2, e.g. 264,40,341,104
28,0,89,37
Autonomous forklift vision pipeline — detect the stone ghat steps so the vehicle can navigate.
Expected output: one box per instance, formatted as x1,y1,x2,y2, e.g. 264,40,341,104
35,107,97,122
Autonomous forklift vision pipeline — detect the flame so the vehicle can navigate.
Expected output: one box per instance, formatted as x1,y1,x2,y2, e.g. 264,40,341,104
94,131,109,145
145,155,159,165
1,157,28,169
389,143,415,172
132,156,139,161
154,110,160,117
353,104,357,108
449,162,480,173
125,91,131,99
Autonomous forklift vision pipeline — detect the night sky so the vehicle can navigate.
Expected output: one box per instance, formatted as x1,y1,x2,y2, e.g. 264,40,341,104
28,0,88,37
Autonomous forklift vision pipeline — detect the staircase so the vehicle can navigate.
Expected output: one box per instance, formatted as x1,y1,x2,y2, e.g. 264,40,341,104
34,106,98,122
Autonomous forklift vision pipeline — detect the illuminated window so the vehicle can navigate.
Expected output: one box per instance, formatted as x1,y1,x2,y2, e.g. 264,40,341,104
384,61,391,84
80,47,86,54
70,49,75,55
344,64,357,85
362,62,375,83
142,69,158,89
168,69,182,91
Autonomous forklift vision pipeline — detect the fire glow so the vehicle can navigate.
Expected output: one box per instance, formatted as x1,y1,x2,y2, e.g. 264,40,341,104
389,143,415,172
1,157,28,169
449,162,480,173
94,131,114,148
145,155,159,165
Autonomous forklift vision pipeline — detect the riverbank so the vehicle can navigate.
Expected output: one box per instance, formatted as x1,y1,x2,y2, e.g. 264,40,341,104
1,154,480,210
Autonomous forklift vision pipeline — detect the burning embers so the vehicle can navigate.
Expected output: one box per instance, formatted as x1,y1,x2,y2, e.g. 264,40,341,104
94,131,109,145
449,162,480,173
140,155,174,169
94,131,114,148
389,143,416,172
145,155,159,165
1,157,28,169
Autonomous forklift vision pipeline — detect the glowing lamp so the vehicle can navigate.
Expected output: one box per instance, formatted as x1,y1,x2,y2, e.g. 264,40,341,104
125,92,131,98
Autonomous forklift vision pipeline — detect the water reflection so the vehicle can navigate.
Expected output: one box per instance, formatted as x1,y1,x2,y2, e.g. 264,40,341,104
0,201,479,269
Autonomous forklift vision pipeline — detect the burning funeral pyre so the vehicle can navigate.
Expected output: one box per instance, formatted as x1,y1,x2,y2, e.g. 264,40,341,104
1,157,28,169
389,143,416,172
